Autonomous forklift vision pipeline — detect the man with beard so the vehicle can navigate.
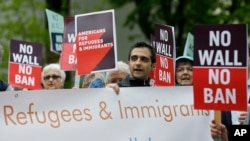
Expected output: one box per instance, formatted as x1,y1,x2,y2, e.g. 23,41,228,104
106,41,156,94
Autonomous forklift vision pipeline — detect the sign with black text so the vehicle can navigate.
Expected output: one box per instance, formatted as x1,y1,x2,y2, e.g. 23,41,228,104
45,9,64,54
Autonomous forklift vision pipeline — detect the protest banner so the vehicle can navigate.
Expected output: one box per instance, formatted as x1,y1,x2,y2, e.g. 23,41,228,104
193,24,248,111
151,24,176,86
60,17,77,71
183,32,194,58
0,86,213,141
75,9,117,75
8,39,42,90
45,9,64,54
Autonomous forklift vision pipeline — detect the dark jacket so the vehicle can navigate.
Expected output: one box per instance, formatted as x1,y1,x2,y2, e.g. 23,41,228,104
221,111,232,140
222,97,250,141
118,75,150,87
0,80,9,91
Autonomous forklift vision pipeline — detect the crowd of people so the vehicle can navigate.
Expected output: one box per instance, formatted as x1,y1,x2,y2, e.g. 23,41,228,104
1,41,249,141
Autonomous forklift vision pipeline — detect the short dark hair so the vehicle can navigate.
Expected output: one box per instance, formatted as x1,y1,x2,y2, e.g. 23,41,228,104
128,41,156,63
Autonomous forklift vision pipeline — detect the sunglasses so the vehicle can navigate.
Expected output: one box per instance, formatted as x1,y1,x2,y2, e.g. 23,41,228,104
43,75,61,80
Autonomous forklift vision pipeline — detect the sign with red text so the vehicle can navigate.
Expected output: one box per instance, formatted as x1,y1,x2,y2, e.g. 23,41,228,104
8,39,42,90
60,17,77,70
0,87,212,141
193,24,248,111
45,9,64,54
151,24,175,86
75,9,117,75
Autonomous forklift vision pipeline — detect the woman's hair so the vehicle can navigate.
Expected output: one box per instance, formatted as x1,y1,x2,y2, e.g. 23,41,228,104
42,63,66,81
105,61,130,84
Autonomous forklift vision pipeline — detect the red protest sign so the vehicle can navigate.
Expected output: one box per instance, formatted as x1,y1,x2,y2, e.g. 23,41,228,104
151,24,176,86
8,39,42,90
75,9,117,75
193,24,248,111
60,17,77,70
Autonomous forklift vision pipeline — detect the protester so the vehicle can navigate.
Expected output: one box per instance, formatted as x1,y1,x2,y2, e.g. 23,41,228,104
88,72,106,88
81,73,96,88
0,80,14,91
106,41,156,94
175,55,193,86
105,61,130,84
210,49,250,141
41,63,66,89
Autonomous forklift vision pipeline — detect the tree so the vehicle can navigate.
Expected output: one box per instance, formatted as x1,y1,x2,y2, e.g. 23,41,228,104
0,0,73,88
0,0,48,81
105,0,250,55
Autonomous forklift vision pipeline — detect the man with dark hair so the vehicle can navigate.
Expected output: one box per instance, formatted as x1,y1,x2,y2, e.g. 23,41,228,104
106,41,156,94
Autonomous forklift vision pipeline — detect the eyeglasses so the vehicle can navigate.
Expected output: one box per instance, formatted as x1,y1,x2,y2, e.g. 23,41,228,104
43,75,61,80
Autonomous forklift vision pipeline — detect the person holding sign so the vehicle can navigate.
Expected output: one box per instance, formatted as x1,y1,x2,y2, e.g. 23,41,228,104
175,56,193,86
105,61,130,84
42,63,66,89
106,41,156,94
0,80,14,91
210,50,250,141
87,61,130,88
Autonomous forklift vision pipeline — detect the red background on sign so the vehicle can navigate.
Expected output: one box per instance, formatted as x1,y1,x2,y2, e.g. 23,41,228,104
154,55,175,86
76,32,112,74
60,43,77,70
9,63,42,90
193,68,247,110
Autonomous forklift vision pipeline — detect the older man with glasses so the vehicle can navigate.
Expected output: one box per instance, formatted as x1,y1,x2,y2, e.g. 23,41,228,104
41,63,66,89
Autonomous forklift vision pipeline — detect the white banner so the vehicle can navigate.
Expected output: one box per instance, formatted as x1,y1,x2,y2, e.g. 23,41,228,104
0,86,213,141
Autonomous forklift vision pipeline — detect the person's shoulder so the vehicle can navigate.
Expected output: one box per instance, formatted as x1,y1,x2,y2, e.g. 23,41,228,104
0,80,9,91
88,77,105,88
117,75,130,87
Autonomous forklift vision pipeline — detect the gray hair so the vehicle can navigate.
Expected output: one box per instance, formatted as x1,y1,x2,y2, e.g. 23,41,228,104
105,61,130,83
42,63,66,81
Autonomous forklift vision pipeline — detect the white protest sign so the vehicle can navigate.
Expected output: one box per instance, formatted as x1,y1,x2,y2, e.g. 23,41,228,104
0,86,213,141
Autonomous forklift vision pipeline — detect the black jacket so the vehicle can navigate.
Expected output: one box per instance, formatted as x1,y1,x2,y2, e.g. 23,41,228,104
0,80,9,91
118,75,150,87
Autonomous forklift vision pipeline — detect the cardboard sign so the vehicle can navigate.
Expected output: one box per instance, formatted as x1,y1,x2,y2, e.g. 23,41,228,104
75,9,117,75
151,24,176,86
8,39,42,90
60,17,77,70
45,9,64,54
193,24,248,111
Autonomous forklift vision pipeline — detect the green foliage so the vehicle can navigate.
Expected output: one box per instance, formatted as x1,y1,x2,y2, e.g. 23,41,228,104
105,0,250,55
0,0,48,82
